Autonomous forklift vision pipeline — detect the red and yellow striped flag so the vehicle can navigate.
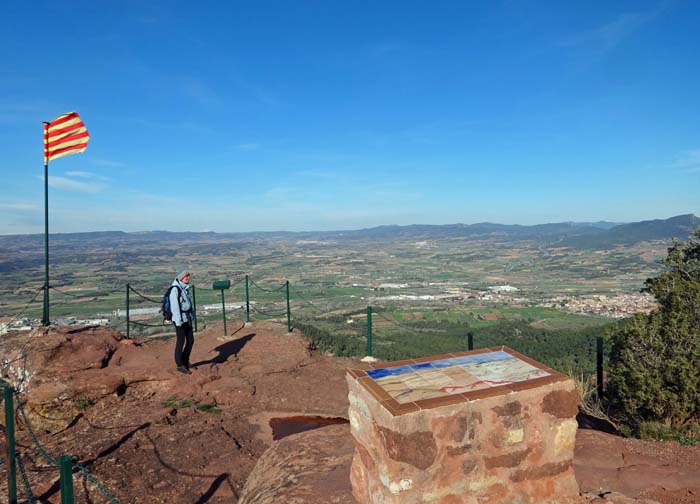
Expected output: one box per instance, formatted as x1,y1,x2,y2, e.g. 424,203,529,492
43,111,90,163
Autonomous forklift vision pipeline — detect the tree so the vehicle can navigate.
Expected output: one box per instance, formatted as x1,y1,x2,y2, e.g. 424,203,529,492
607,230,700,429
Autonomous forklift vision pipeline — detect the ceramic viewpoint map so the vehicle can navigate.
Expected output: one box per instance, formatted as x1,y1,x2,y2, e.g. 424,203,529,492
366,350,550,404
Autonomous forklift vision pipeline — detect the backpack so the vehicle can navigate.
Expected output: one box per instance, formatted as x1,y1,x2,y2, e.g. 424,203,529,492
161,285,182,322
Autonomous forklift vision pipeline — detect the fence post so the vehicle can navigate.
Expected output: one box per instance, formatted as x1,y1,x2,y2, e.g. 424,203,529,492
221,289,228,336
59,454,74,504
286,281,291,333
366,306,373,357
596,336,604,395
245,275,250,323
4,385,18,504
125,283,130,340
468,331,474,351
191,285,198,333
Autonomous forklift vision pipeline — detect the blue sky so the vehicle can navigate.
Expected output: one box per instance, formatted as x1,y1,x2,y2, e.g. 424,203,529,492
1,1,699,234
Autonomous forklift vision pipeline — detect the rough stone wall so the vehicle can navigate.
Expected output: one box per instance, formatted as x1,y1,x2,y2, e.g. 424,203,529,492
347,374,581,504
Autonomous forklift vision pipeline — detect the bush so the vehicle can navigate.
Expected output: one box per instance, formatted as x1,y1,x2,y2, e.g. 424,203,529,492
637,421,700,445
293,319,364,356
296,314,610,377
606,230,700,429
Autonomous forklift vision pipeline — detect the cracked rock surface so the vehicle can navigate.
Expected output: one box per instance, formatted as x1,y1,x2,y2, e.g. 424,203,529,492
0,321,353,503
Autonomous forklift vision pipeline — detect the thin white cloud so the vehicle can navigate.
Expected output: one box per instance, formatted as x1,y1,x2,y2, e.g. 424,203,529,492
369,189,424,200
0,100,54,124
401,119,485,144
561,8,663,54
91,158,127,168
235,143,261,151
251,87,283,107
670,149,700,173
128,190,179,205
133,118,211,134
64,171,111,182
65,170,96,178
39,175,103,193
264,187,292,200
182,77,221,106
294,169,364,185
369,41,403,57
0,202,38,211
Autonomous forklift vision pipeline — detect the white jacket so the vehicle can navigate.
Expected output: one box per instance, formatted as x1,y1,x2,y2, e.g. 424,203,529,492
170,279,193,327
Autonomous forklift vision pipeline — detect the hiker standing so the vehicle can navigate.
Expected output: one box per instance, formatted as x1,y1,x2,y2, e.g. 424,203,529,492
171,269,195,374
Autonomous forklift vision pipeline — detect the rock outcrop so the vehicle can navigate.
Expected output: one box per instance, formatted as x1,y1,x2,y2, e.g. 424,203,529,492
1,324,698,503
238,423,355,504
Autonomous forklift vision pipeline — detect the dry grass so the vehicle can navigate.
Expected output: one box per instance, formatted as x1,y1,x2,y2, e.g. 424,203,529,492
569,371,621,431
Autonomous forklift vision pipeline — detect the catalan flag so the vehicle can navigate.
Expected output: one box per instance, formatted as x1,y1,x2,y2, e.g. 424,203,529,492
43,111,90,163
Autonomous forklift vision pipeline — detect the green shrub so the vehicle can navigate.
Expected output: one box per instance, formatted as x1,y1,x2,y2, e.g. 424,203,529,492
162,396,194,409
194,403,221,414
606,230,700,429
75,396,95,411
293,319,364,356
638,421,700,445
295,314,611,376
161,396,221,413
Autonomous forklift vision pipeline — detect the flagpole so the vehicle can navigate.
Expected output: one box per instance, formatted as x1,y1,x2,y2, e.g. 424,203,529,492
42,122,50,326
41,111,90,327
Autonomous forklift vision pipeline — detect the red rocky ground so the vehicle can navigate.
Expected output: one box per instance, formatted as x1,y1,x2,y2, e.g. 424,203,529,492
1,322,699,503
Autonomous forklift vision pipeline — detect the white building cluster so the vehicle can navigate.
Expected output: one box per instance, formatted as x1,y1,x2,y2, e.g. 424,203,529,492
539,293,656,318
0,319,33,335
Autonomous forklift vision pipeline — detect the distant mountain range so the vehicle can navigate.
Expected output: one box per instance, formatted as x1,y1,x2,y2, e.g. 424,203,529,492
324,214,699,248
560,214,700,249
1,214,698,250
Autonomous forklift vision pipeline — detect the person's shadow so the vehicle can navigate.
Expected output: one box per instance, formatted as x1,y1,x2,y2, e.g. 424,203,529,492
192,333,255,368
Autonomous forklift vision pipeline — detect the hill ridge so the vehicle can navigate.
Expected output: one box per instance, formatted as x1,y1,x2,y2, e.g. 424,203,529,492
0,214,696,249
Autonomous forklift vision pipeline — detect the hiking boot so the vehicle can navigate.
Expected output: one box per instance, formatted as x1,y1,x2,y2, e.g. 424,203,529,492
176,366,191,374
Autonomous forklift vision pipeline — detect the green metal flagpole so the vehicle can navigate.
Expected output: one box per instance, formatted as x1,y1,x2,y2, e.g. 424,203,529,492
41,112,90,328
59,454,74,503
42,122,50,326
5,385,17,504
366,306,372,357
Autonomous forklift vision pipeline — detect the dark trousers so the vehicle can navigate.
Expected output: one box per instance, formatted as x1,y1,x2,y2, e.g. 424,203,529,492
174,321,194,368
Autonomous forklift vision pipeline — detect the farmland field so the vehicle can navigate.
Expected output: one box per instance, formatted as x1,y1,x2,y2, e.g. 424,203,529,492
0,229,668,373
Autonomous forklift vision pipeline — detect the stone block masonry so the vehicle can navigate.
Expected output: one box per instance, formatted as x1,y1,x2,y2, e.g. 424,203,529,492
346,346,581,504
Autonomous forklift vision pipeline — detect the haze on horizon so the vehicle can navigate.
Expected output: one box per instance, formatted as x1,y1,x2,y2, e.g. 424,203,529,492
1,1,699,235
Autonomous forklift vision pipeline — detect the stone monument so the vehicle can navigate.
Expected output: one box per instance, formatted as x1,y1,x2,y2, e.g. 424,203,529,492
346,346,580,503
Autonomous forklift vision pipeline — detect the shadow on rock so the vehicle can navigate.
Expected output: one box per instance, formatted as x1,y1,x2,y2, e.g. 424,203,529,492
37,422,151,502
194,473,231,504
82,422,152,466
576,411,620,436
193,333,256,368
